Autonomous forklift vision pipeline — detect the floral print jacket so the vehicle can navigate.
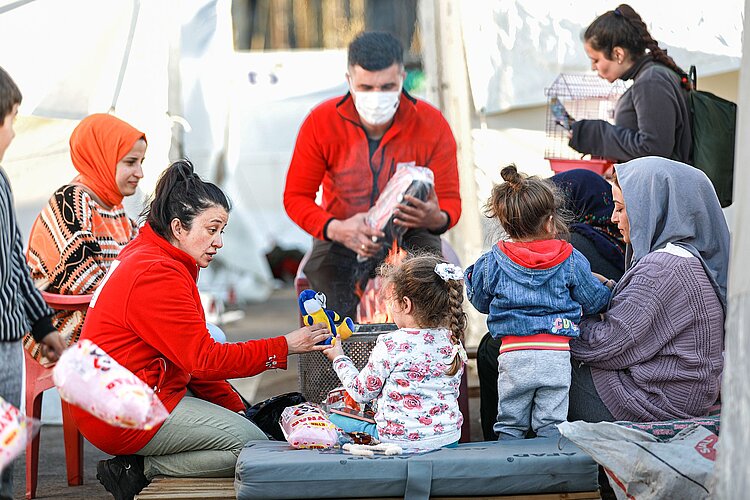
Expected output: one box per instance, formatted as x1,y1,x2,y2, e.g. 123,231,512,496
332,327,464,450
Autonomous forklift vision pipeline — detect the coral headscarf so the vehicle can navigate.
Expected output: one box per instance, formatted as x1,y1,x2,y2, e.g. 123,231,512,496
69,114,146,207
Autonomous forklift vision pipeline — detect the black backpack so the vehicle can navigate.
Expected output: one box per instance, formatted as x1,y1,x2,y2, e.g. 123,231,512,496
688,66,737,207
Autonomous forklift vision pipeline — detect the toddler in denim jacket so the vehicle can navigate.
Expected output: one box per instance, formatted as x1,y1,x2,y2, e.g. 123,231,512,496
464,165,612,440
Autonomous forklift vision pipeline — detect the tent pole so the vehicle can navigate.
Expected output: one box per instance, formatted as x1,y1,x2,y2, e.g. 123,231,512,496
418,0,484,345
714,0,750,496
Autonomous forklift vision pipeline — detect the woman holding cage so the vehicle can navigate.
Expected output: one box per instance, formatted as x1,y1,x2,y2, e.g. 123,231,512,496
568,4,692,163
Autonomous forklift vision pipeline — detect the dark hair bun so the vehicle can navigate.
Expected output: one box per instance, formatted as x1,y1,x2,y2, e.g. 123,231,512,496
172,159,196,183
501,164,523,186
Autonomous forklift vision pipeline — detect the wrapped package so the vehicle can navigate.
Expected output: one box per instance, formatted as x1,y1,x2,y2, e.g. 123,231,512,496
365,163,435,248
280,403,339,449
0,397,39,472
53,339,168,430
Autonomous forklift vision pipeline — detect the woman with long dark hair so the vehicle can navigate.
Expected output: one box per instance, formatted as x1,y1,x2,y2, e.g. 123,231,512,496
569,4,692,163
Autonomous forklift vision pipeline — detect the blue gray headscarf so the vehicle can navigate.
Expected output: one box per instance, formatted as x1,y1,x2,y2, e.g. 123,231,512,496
615,157,730,308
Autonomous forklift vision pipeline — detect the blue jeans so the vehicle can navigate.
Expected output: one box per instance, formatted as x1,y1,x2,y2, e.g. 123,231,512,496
568,361,614,423
328,412,378,438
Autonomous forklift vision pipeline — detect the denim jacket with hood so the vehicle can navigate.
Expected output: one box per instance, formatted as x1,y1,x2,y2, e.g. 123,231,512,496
464,239,611,340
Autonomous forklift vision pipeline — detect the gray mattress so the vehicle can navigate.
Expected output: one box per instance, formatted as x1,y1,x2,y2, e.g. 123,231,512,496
235,438,598,499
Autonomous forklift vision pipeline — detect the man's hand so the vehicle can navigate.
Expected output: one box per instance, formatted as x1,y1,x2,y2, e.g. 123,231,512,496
284,323,332,355
393,188,447,231
40,331,65,363
327,213,385,258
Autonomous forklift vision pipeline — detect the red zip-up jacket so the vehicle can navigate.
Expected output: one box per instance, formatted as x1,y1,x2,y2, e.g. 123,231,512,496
284,91,461,240
70,223,289,455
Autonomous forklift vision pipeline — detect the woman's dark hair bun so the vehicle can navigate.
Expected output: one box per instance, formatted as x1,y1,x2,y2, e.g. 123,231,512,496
141,158,231,242
501,164,522,186
173,159,196,183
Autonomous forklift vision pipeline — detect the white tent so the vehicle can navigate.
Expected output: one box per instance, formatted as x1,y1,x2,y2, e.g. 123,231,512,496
460,0,743,113
225,49,348,252
0,0,275,304
452,0,744,222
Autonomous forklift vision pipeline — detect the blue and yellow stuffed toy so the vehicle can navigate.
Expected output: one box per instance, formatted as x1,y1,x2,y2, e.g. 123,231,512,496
298,289,354,346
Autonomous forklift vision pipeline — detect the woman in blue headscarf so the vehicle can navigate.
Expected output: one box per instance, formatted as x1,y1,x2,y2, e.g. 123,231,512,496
569,157,728,423
551,169,626,281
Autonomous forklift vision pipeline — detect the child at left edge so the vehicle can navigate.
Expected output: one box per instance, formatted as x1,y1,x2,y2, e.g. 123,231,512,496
0,65,66,499
323,254,467,451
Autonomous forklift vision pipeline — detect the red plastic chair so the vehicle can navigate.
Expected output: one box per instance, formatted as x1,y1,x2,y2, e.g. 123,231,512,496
25,292,93,499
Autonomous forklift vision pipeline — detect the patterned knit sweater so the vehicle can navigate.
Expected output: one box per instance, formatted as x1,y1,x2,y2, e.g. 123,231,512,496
24,185,136,361
570,250,724,422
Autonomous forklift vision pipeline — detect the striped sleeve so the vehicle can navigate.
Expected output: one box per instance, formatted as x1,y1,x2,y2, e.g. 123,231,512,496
0,168,53,342
14,225,53,341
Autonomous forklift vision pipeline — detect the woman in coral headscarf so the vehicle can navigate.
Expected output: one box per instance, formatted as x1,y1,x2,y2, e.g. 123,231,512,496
24,113,147,362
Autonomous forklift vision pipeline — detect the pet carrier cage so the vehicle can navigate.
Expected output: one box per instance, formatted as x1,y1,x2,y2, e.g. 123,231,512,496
545,73,627,175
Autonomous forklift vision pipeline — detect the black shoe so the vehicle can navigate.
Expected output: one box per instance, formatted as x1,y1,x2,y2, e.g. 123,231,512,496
96,455,150,500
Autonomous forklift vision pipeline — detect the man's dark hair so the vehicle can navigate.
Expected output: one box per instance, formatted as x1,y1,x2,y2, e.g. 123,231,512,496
0,66,22,126
348,32,403,71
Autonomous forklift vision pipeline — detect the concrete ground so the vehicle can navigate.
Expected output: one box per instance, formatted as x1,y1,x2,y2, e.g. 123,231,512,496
12,285,482,499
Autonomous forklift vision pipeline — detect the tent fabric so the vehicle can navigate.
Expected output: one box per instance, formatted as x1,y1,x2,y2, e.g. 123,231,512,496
460,0,743,113
0,0,274,303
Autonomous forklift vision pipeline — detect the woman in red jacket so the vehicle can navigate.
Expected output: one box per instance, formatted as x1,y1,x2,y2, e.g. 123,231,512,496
71,160,330,500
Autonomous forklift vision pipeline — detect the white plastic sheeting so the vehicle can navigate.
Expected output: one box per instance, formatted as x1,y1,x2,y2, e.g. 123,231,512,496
0,0,277,303
0,0,172,234
225,49,349,252
460,0,744,113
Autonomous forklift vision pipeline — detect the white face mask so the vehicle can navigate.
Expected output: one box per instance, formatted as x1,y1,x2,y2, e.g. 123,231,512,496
352,89,401,126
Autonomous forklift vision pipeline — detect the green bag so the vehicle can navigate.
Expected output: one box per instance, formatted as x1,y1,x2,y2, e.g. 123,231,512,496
689,66,737,207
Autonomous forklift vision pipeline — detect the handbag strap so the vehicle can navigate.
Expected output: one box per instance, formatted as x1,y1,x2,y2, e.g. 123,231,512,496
689,65,698,90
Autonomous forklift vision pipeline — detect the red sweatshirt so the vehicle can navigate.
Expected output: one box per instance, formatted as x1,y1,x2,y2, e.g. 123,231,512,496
70,223,289,455
284,91,461,240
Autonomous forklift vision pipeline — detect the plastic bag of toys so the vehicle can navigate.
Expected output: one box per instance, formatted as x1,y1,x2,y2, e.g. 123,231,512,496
53,339,168,430
280,402,339,449
0,397,39,471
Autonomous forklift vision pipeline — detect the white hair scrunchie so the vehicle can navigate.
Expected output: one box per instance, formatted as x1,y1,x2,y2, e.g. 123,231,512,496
450,343,468,363
434,263,463,282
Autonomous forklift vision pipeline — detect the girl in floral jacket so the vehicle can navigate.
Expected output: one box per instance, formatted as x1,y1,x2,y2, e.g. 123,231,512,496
323,254,467,451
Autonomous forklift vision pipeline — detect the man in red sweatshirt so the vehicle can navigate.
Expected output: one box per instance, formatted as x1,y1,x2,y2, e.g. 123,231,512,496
284,32,461,318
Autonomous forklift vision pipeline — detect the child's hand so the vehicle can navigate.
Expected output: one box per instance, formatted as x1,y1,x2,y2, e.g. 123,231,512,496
591,272,608,283
323,340,345,362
